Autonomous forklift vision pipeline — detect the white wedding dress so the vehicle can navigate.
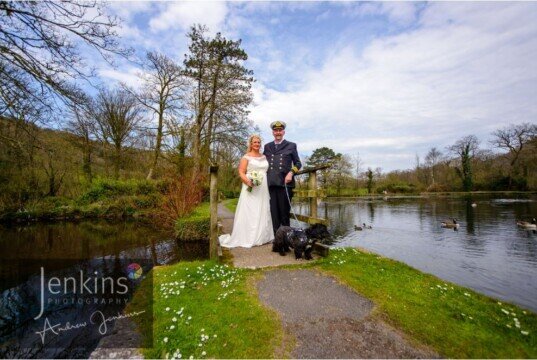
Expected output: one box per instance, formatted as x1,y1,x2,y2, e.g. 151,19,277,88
219,155,274,248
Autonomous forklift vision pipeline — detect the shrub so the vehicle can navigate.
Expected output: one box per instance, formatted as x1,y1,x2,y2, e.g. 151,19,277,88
175,202,210,241
219,189,241,199
426,183,450,193
160,171,205,227
489,176,528,191
377,182,418,194
78,178,159,204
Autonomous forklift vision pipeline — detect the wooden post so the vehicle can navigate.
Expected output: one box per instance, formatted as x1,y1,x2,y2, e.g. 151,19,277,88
209,165,219,261
308,171,318,219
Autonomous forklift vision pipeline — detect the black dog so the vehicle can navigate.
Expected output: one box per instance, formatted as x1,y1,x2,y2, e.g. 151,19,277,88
273,226,316,260
304,223,331,244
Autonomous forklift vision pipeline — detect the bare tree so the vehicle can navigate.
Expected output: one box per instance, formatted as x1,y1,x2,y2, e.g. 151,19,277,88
425,147,442,185
0,1,130,110
332,154,353,196
66,98,97,182
490,123,537,189
351,153,362,188
124,51,187,179
448,135,480,191
95,88,143,179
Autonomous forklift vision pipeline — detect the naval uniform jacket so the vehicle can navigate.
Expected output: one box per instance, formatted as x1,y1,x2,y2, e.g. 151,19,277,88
263,140,302,188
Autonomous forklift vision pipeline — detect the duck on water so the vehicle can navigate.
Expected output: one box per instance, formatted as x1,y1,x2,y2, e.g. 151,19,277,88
441,218,460,230
516,218,537,230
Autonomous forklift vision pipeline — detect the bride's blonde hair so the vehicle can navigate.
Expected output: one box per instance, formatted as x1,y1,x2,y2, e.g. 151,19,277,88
247,134,262,153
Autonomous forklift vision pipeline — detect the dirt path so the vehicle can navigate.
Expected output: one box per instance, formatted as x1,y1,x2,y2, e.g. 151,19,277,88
257,269,439,359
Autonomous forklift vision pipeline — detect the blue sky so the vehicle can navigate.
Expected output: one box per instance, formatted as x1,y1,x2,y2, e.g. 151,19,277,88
94,1,537,172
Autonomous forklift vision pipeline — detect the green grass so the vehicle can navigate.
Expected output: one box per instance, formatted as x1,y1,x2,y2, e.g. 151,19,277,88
175,202,211,241
127,260,288,359
128,248,537,358
77,178,161,204
325,187,369,197
317,248,537,358
222,198,238,213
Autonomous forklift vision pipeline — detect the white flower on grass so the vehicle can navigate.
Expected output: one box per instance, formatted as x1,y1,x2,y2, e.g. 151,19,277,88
521,331,529,335
501,309,509,315
201,351,206,356
188,316,192,320
165,307,171,312
170,325,175,330
198,343,202,347
163,337,169,343
213,334,217,338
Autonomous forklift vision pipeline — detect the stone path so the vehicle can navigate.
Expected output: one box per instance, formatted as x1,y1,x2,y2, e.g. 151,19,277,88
257,269,439,359
220,203,438,358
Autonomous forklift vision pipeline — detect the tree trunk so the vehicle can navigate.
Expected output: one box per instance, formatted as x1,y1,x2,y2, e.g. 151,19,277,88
147,106,165,180
114,143,121,179
83,137,92,183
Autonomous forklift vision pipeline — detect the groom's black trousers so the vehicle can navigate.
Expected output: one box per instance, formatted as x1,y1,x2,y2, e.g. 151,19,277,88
269,186,294,237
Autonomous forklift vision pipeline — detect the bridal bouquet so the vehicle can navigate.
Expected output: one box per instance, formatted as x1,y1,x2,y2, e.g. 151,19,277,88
247,171,263,192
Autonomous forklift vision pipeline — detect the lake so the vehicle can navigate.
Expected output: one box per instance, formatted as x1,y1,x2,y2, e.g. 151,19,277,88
2,194,536,357
0,220,207,358
293,194,537,313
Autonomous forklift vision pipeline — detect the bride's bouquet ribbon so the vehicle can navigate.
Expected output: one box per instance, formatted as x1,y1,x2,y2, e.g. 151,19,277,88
247,171,263,192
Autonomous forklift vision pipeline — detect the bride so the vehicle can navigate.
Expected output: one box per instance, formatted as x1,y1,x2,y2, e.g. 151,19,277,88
219,134,274,248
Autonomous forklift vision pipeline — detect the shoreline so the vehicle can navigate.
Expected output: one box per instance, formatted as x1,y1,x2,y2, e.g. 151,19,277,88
125,248,536,359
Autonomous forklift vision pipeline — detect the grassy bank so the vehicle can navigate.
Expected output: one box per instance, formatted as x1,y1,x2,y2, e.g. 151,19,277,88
0,178,164,222
222,198,239,213
128,248,537,358
318,248,537,358
175,202,210,241
127,260,288,359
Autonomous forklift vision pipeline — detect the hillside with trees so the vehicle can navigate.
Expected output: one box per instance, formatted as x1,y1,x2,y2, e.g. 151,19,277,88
1,1,535,222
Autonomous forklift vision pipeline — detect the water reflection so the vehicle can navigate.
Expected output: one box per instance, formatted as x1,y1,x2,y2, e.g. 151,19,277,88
0,220,207,358
294,194,537,312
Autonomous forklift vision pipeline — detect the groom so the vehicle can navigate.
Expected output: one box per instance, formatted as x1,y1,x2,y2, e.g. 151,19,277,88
264,121,302,236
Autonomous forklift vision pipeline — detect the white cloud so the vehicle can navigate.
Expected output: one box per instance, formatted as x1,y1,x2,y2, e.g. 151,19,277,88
149,2,228,33
108,1,152,22
99,67,142,89
250,2,537,171
341,1,418,26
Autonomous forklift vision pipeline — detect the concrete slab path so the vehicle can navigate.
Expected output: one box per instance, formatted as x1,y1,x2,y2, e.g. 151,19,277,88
257,269,439,359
